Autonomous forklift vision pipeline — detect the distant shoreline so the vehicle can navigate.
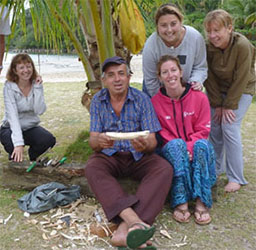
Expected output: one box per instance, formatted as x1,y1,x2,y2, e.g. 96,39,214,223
0,53,143,83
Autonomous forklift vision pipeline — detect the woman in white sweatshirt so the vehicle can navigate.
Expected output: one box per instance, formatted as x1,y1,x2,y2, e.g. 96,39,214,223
0,53,56,162
142,3,207,97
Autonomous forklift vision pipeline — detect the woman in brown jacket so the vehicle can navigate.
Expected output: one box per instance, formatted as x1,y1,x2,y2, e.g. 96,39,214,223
204,9,255,192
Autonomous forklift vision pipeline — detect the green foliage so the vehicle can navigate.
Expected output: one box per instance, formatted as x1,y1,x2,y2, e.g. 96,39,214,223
9,11,44,49
134,0,167,37
252,95,256,103
64,130,93,163
136,0,255,45
222,0,256,29
8,9,85,52
235,28,256,46
222,0,256,45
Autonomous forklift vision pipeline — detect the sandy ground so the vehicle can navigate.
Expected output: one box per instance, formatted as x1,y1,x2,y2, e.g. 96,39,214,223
0,53,143,83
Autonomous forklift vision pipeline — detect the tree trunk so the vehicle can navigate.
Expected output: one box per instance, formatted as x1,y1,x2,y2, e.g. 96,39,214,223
81,14,131,111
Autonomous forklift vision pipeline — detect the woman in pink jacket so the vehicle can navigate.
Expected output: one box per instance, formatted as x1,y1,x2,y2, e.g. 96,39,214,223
152,55,216,225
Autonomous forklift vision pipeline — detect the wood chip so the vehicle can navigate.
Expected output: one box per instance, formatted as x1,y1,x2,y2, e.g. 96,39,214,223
24,212,30,218
50,230,58,236
160,229,172,239
4,214,13,224
42,233,48,240
29,219,38,225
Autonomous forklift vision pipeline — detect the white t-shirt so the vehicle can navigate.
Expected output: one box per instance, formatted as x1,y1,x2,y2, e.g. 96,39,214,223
0,6,11,35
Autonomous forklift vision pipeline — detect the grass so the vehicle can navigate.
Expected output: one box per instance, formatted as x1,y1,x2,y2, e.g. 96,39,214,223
0,81,255,249
64,130,93,162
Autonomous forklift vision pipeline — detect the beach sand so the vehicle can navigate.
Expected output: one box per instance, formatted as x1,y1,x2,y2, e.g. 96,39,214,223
0,54,143,83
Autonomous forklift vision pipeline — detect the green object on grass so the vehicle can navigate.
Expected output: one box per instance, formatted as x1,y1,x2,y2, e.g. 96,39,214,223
126,223,156,249
59,157,67,164
26,162,37,173
117,245,157,250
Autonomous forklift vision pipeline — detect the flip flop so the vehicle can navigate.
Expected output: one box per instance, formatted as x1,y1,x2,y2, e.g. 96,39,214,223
194,208,212,225
126,222,156,249
117,245,157,250
172,207,191,223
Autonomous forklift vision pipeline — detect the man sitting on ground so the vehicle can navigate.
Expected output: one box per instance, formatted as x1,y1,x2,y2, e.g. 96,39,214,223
85,56,173,249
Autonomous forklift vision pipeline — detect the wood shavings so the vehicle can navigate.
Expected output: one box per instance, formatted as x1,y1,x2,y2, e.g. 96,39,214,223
160,229,172,239
24,212,30,218
50,230,58,236
173,242,188,247
27,198,119,248
56,224,63,230
155,224,189,249
67,198,85,212
42,233,49,240
40,221,51,225
59,232,87,241
51,208,63,219
28,219,38,225
4,214,13,224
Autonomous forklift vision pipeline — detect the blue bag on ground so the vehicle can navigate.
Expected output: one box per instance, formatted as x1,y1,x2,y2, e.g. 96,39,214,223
17,182,81,213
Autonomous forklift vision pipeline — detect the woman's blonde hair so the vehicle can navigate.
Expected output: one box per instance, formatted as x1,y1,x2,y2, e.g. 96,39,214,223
155,4,183,25
6,53,38,84
204,9,233,30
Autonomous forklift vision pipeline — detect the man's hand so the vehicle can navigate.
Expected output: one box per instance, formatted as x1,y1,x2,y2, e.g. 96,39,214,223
89,132,114,152
130,136,148,152
130,133,157,153
98,133,114,149
11,146,24,162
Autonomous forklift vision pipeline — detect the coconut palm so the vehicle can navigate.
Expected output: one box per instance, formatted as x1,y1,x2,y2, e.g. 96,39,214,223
2,0,146,108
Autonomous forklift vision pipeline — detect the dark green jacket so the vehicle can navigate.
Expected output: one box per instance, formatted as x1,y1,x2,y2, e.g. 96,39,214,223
205,32,255,109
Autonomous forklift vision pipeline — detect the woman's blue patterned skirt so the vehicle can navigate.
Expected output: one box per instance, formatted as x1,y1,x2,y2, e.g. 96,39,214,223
162,139,216,208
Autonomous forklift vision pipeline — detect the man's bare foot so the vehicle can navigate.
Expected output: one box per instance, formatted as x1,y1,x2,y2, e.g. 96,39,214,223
116,208,154,248
225,182,241,192
173,203,191,223
194,199,211,225
110,221,151,248
110,222,128,247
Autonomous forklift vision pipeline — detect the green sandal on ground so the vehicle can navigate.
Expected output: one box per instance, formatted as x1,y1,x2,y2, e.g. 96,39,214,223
126,222,156,249
117,245,157,250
